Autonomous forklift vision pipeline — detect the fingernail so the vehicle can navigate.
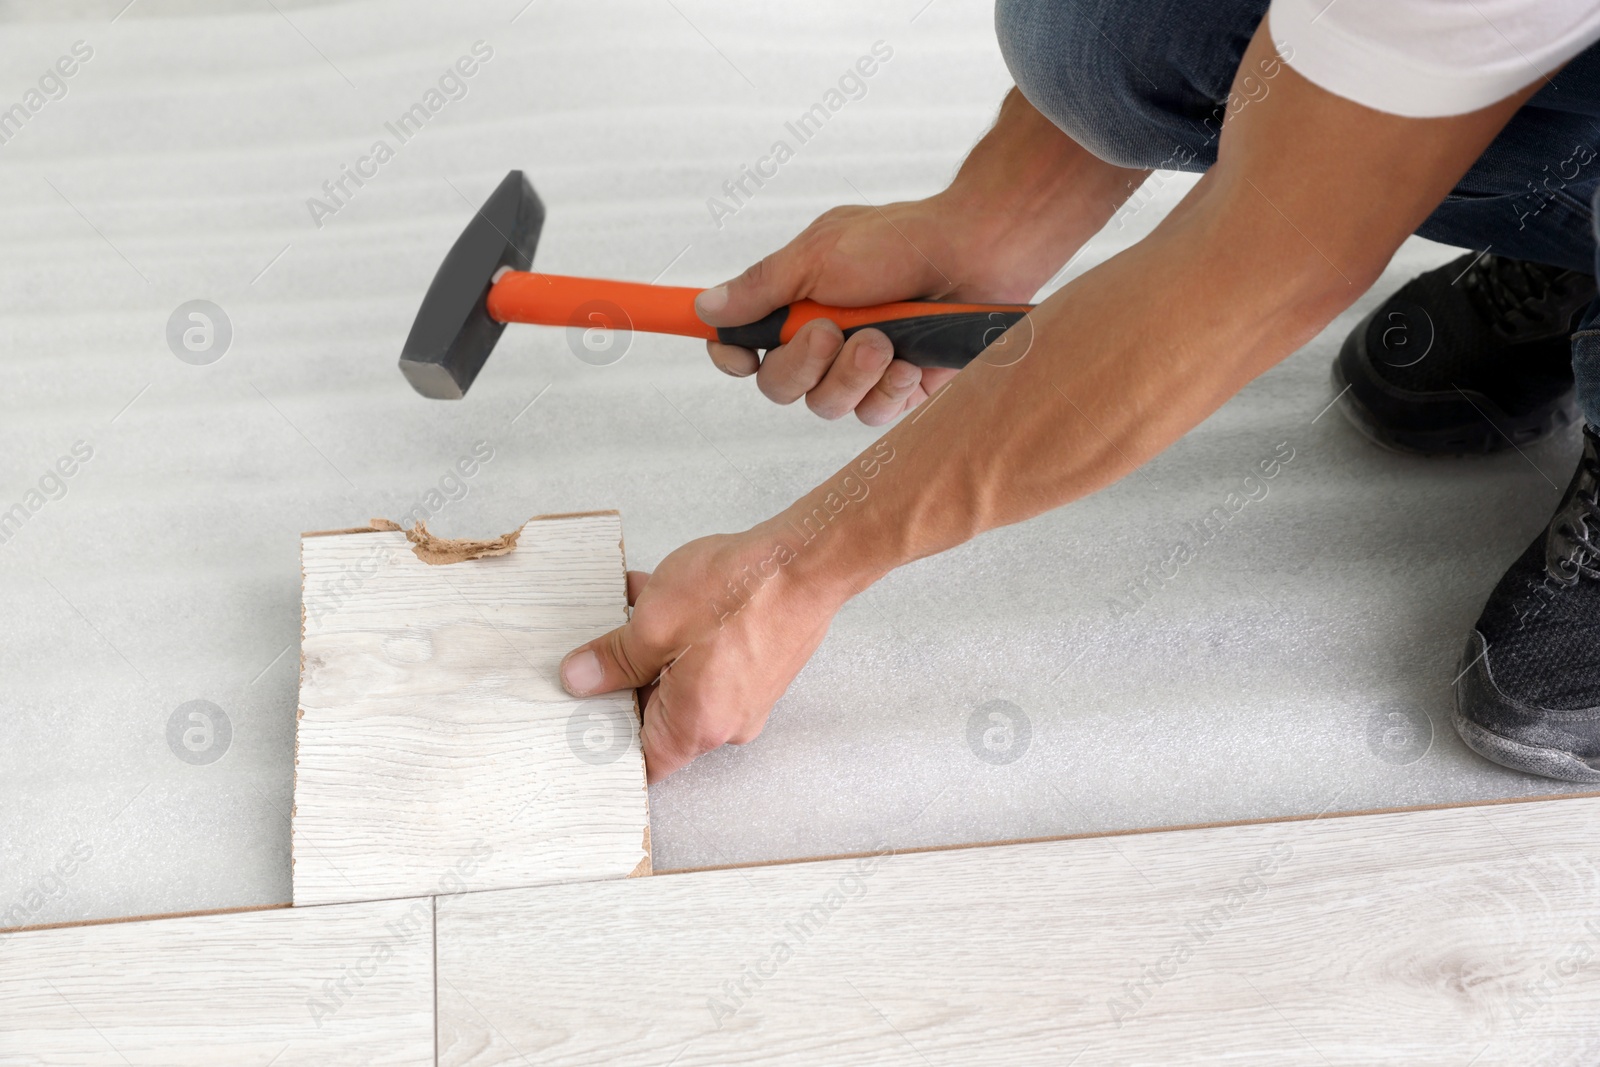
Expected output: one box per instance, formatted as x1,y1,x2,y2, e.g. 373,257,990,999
695,285,729,316
887,362,919,391
562,650,603,695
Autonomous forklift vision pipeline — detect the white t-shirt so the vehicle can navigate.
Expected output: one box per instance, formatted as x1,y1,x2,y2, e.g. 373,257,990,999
1268,0,1600,117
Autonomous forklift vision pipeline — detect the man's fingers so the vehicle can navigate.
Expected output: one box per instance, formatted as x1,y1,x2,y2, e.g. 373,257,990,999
639,665,771,782
921,366,960,388
805,328,894,420
756,318,843,406
707,341,759,378
639,674,719,783
914,366,959,399
624,569,650,606
640,693,693,783
560,620,662,697
695,248,815,329
897,367,959,420
853,358,924,426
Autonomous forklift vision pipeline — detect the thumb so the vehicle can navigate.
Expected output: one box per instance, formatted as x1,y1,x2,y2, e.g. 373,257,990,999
695,248,815,328
560,622,661,697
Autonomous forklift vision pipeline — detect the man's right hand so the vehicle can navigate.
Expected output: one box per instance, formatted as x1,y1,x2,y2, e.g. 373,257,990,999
695,197,994,426
693,88,1152,426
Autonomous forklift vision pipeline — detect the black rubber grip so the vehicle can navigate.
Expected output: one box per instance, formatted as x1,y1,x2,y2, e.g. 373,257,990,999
717,308,1028,369
842,312,1027,369
715,307,789,351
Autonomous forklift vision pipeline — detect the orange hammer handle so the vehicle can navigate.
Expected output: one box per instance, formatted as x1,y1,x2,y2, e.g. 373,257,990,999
486,271,1033,369
488,273,714,339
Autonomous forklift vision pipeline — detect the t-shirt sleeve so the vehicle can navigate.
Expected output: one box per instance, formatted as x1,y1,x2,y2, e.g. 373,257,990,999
1267,0,1600,117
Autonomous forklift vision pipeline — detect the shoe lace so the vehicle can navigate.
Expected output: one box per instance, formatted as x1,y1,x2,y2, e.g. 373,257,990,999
1462,256,1580,336
1555,450,1600,584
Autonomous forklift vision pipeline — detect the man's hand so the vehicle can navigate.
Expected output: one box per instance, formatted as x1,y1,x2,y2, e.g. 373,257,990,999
696,200,971,426
696,89,1148,425
558,524,850,782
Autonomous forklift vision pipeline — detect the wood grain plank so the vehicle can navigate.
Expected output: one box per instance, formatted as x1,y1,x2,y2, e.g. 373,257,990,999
294,512,649,907
0,897,434,1066
436,794,1600,1065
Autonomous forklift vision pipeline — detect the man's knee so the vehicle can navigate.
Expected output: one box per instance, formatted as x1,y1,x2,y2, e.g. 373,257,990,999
994,0,1262,171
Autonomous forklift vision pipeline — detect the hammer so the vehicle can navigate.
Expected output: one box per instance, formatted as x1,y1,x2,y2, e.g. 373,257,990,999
400,170,1034,399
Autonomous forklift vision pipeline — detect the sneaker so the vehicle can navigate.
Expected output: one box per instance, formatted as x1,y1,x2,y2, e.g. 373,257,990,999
1333,253,1592,455
1453,425,1600,782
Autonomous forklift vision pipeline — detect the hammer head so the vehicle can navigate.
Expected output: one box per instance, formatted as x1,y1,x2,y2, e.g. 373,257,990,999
399,170,544,399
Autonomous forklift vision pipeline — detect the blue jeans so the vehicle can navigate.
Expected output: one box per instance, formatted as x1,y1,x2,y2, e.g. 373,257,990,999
994,0,1600,429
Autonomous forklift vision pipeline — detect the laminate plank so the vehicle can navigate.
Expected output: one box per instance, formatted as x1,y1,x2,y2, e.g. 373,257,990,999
436,795,1600,1065
294,512,649,907
0,897,434,1066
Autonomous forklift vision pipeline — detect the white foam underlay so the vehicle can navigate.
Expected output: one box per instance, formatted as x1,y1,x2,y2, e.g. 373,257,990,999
0,0,1585,928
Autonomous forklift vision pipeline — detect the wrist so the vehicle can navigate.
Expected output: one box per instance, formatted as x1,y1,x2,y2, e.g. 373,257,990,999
928,179,1085,304
933,89,1148,301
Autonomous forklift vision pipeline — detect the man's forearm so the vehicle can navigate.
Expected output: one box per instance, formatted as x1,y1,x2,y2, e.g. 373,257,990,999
936,88,1150,300
765,183,1343,599
770,30,1536,602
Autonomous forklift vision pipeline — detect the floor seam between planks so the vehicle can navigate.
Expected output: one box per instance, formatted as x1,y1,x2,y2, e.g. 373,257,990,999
648,786,1600,876
8,789,1600,935
432,895,440,1067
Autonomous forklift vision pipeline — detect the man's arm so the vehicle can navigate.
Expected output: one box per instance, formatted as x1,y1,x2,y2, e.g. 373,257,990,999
562,23,1539,782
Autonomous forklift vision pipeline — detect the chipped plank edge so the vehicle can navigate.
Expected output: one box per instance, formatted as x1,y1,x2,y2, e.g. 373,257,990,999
629,827,652,878
618,516,652,876
299,508,622,539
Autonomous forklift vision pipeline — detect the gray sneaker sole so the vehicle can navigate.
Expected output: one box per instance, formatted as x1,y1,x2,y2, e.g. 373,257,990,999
1451,632,1600,783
